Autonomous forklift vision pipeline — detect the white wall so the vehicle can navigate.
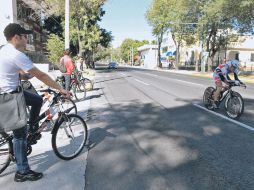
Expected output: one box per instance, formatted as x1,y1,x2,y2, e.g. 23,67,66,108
0,0,16,45
29,64,50,88
140,49,158,69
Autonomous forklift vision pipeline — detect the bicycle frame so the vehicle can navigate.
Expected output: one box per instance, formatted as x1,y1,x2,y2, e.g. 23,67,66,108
217,87,232,104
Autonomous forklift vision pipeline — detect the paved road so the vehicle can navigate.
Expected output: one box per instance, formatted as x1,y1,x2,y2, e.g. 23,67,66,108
85,66,254,190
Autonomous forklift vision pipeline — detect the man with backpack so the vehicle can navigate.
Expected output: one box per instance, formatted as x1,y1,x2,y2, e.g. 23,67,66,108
59,50,75,90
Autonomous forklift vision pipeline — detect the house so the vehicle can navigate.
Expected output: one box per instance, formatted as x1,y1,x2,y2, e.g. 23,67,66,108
226,36,254,71
137,45,158,69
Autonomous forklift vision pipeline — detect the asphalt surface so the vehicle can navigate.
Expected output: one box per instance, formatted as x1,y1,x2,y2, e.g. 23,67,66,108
85,65,254,190
1,66,254,189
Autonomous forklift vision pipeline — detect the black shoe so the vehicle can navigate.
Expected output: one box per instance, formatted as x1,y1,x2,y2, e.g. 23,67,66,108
14,170,43,182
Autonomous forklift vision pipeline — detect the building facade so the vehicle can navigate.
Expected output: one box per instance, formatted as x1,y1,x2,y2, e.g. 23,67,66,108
0,0,48,63
138,45,158,69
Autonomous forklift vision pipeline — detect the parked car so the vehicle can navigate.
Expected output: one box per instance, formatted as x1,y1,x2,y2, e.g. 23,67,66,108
107,62,118,69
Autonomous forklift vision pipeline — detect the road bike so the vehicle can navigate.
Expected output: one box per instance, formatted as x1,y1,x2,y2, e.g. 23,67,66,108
0,89,88,174
203,82,246,119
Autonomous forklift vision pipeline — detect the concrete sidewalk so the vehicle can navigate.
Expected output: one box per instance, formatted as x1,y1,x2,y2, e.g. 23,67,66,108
0,91,92,190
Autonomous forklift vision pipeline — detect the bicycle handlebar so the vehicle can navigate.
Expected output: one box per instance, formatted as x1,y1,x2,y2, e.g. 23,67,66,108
38,88,61,99
227,82,246,89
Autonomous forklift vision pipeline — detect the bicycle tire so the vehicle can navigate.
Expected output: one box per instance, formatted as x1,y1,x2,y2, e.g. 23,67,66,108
0,132,11,174
51,114,88,160
59,96,77,114
72,83,86,101
203,87,215,110
225,91,244,119
82,78,93,91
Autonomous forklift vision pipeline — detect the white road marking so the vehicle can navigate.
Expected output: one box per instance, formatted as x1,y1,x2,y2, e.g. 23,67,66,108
193,103,254,132
119,73,126,76
134,78,150,86
135,71,204,87
173,79,205,87
143,73,158,77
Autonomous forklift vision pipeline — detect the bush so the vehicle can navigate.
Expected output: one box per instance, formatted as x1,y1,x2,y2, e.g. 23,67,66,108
46,34,64,67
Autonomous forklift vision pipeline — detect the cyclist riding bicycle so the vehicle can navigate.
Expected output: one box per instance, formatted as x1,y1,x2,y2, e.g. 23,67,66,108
212,55,243,108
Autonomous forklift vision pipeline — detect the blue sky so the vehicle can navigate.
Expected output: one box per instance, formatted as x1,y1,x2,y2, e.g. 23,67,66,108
99,0,154,48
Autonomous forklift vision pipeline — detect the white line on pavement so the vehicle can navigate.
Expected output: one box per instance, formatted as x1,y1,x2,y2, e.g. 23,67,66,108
135,71,204,87
134,78,150,86
143,73,158,77
193,103,254,132
119,73,126,76
174,79,205,87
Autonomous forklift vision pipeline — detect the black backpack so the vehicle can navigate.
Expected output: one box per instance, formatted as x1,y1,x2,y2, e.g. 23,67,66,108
59,57,67,73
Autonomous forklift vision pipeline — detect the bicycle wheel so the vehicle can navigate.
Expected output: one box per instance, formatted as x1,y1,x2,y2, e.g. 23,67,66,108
72,83,86,101
0,132,11,174
225,91,244,119
203,87,215,110
51,114,88,160
82,78,93,91
59,97,77,114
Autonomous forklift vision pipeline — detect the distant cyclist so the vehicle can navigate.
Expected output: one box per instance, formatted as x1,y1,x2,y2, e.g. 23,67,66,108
212,55,243,108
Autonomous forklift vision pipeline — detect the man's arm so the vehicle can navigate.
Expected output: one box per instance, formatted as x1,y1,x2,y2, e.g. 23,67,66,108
27,67,69,95
19,70,34,80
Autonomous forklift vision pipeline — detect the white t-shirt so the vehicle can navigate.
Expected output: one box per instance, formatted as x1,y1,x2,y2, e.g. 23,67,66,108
0,43,35,93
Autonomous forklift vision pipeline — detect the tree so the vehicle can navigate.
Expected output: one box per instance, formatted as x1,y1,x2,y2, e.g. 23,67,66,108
197,0,254,71
146,0,254,72
146,0,196,68
46,34,65,66
43,15,63,37
146,0,169,68
120,39,149,63
42,0,112,64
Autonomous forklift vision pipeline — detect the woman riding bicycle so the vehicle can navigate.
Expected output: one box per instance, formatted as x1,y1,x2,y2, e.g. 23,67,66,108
213,55,243,108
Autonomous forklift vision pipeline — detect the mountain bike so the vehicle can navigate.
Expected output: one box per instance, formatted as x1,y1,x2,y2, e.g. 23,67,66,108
21,81,77,116
0,89,88,174
203,82,246,119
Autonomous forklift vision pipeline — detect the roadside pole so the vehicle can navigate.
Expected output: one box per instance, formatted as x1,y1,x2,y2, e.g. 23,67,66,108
65,0,70,50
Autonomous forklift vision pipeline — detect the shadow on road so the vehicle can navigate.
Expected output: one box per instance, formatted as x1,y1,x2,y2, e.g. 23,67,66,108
86,98,254,190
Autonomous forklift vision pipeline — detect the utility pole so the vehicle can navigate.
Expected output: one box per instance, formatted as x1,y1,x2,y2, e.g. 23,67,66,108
65,0,70,50
131,47,134,66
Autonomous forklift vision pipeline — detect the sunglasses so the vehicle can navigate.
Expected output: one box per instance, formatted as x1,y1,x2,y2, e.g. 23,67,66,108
18,34,28,39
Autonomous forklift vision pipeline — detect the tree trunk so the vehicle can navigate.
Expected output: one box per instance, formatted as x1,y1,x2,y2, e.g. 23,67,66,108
157,32,163,68
171,33,178,69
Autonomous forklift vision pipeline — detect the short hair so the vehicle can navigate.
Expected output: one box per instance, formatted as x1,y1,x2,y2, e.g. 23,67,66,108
4,23,32,41
64,49,70,55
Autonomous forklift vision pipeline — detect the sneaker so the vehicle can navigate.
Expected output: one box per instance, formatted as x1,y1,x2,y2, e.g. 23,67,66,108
14,170,43,182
